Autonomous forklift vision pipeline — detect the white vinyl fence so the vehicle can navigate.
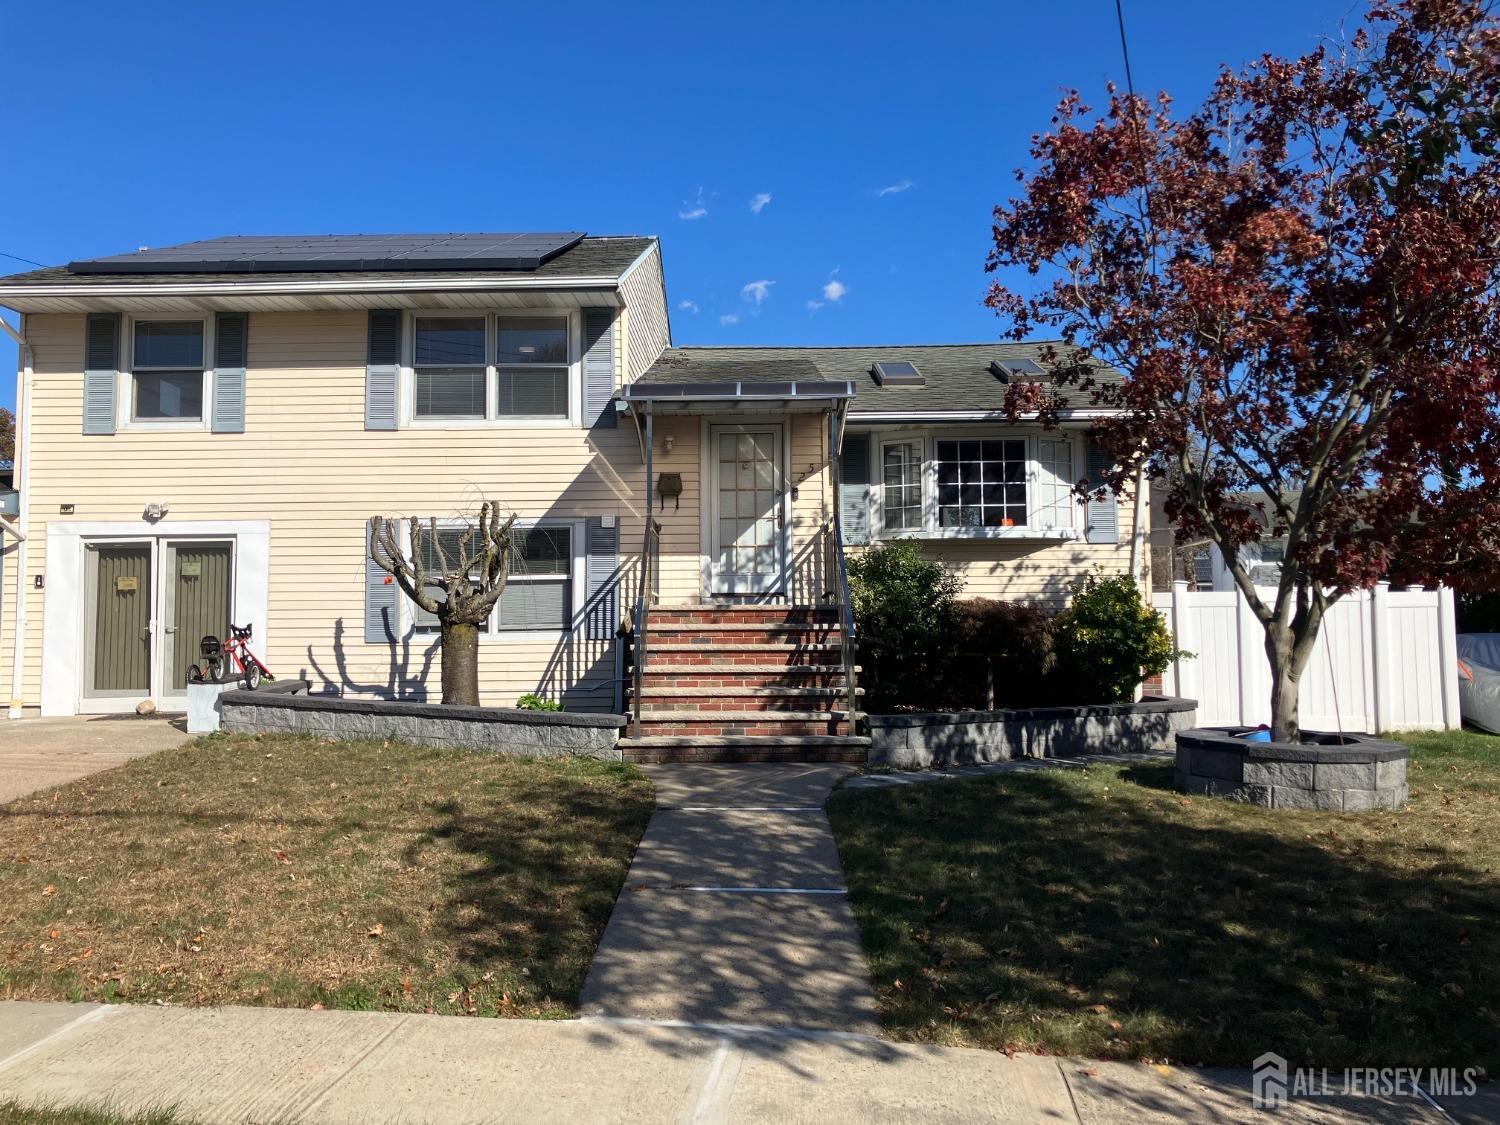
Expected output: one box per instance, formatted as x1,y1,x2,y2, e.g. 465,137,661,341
1153,582,1460,733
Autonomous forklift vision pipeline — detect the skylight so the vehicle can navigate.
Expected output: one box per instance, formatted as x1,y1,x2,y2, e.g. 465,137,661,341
871,360,925,387
989,357,1048,382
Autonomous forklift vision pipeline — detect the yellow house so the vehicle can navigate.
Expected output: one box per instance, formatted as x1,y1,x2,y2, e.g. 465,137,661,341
0,232,1144,762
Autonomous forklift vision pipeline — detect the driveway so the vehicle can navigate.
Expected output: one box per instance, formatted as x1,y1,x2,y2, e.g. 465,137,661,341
0,714,191,803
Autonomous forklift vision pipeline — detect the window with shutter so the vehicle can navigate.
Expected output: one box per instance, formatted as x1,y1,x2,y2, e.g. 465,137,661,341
496,317,569,419
132,319,205,421
414,317,486,419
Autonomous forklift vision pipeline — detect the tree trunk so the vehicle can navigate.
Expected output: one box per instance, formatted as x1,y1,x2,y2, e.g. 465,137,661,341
1265,622,1301,743
440,621,481,706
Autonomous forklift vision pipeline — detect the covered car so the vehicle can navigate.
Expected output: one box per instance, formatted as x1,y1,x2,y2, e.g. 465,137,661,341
1456,634,1500,734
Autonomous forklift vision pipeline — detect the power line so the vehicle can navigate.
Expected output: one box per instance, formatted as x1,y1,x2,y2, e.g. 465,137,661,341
1114,0,1140,103
0,250,44,268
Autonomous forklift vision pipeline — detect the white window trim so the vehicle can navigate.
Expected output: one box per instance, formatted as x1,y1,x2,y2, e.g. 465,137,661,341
121,315,214,431
400,309,583,430
868,428,1084,541
401,516,585,641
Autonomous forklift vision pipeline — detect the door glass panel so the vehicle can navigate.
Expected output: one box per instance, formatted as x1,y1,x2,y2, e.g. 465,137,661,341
92,546,152,693
715,428,780,584
170,543,232,692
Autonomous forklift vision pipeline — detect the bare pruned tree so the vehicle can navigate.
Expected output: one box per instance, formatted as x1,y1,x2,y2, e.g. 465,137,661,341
369,501,517,706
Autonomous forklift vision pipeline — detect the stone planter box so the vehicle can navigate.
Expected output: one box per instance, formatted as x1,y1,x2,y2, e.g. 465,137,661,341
1175,727,1409,810
869,696,1197,769
219,681,625,760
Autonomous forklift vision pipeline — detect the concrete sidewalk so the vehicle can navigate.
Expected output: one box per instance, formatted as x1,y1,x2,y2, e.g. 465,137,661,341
578,764,880,1032
0,1001,1458,1123
0,715,191,804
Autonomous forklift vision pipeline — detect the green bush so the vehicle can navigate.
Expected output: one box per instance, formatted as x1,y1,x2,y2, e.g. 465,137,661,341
1052,573,1174,703
947,598,1060,709
848,540,963,711
515,693,563,712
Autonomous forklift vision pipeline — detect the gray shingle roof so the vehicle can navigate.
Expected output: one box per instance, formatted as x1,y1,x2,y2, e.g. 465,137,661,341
642,343,1120,414
0,236,656,290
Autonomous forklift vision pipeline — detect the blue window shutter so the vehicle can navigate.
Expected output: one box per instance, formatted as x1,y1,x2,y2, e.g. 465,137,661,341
83,313,119,435
212,312,248,433
584,517,619,640
581,308,617,428
839,433,871,546
1085,437,1119,544
365,518,400,643
365,310,401,431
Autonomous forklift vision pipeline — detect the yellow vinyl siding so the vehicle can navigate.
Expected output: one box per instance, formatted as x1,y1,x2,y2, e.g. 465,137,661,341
12,310,651,711
618,245,670,385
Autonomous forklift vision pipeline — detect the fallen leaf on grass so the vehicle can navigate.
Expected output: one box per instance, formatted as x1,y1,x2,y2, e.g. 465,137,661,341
1089,1004,1109,1014
368,923,385,938
42,885,56,897
273,850,291,865
310,1002,325,1011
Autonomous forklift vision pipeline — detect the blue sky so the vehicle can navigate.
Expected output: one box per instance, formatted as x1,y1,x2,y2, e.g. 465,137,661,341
0,0,1362,413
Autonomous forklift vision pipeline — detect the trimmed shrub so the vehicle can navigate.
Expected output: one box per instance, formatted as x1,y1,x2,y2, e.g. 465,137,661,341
848,540,963,711
1053,573,1174,703
947,598,1060,709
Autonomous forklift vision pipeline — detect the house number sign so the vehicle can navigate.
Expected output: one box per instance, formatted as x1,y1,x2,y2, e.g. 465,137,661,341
115,576,139,593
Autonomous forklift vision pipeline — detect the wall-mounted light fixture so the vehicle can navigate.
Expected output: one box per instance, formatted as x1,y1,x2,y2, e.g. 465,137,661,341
663,433,676,454
143,502,170,522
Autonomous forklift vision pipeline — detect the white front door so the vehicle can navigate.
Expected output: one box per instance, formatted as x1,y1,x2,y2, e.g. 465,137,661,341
708,425,786,595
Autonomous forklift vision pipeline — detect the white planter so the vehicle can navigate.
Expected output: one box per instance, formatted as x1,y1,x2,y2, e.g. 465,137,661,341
186,680,242,734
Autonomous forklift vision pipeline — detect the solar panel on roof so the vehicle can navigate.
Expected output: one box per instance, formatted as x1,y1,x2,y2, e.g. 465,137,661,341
871,360,925,387
67,232,588,274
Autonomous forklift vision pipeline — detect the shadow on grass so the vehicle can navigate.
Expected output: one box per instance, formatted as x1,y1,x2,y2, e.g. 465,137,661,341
827,760,1500,1072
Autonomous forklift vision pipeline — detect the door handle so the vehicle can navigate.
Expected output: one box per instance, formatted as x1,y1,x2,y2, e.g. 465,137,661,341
164,626,177,634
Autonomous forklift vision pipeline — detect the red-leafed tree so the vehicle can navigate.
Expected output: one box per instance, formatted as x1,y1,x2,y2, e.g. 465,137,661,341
987,0,1500,741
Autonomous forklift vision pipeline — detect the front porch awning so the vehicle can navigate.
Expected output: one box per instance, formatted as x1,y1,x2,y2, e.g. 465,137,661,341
620,379,855,415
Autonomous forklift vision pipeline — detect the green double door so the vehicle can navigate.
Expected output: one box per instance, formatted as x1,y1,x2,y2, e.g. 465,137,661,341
85,540,233,710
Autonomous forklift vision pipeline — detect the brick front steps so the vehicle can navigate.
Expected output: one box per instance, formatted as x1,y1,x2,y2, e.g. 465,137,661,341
617,734,873,764
628,603,867,764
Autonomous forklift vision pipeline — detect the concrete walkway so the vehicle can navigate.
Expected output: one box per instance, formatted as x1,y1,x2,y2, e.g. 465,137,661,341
0,714,191,804
0,1000,1463,1123
579,764,880,1033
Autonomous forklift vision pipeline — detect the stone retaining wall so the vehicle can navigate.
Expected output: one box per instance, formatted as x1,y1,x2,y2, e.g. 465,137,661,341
868,697,1197,769
1174,728,1409,810
219,682,625,760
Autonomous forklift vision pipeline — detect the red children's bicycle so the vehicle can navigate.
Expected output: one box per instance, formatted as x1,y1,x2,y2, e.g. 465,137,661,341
186,623,275,689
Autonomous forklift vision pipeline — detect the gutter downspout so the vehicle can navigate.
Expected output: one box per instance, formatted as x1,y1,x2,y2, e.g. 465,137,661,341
3,313,31,718
1129,465,1148,592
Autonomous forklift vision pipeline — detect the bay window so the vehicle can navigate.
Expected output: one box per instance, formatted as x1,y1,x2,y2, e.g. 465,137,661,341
869,431,1082,539
935,439,1027,528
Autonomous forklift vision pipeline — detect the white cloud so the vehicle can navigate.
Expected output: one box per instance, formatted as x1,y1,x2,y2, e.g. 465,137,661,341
822,278,848,302
876,179,913,197
719,313,741,326
741,279,775,307
679,186,709,220
678,299,700,314
749,192,772,215
806,300,824,312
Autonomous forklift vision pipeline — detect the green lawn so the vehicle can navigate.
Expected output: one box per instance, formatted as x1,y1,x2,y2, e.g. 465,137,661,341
0,1105,183,1125
0,734,653,1017
827,729,1500,1069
